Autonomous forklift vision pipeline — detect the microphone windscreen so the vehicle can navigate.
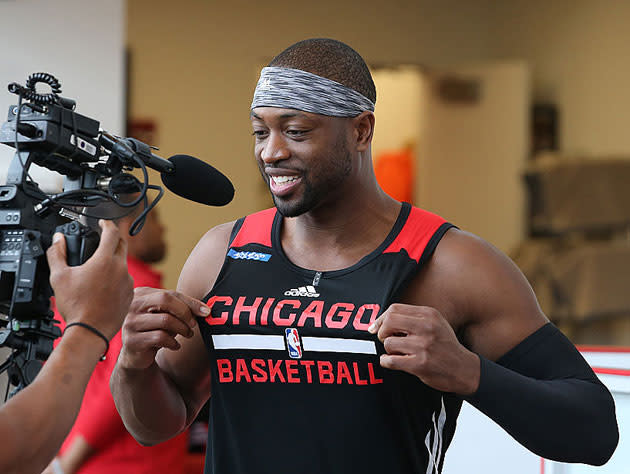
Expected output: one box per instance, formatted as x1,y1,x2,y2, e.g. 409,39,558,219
161,154,234,206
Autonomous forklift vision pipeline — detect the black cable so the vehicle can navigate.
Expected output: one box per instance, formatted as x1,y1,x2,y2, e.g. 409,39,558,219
129,184,163,235
110,153,149,208
13,96,39,187
23,73,60,104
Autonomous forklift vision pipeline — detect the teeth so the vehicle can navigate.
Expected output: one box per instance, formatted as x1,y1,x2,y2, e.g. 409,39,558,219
272,176,298,184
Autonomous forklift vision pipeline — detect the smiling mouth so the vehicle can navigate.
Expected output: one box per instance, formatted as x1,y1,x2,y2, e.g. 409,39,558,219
270,175,299,185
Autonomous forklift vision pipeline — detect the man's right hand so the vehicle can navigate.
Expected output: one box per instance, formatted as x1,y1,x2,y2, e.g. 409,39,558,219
118,287,210,370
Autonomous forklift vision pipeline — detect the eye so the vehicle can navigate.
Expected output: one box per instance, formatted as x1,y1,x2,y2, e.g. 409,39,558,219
252,129,268,139
285,129,310,138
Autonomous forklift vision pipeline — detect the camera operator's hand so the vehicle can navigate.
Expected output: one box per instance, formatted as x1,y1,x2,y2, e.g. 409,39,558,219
47,219,134,340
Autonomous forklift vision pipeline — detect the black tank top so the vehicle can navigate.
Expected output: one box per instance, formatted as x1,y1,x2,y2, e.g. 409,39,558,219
198,202,461,474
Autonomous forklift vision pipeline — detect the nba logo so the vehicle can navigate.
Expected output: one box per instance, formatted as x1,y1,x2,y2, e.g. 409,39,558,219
285,328,302,359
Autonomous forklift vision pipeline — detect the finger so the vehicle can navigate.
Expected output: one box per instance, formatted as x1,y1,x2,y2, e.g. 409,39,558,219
46,232,68,274
151,330,181,351
171,292,211,324
376,313,422,341
368,313,385,334
368,303,421,335
131,312,195,338
125,329,181,352
383,335,417,355
380,353,416,373
141,290,205,330
94,219,123,257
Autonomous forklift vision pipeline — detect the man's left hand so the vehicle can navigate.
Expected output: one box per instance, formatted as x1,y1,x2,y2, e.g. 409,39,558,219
369,303,480,395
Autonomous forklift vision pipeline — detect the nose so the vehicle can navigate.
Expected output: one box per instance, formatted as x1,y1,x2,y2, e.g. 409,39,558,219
260,130,290,164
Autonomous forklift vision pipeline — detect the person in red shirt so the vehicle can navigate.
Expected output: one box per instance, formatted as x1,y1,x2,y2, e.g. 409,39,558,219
45,208,187,474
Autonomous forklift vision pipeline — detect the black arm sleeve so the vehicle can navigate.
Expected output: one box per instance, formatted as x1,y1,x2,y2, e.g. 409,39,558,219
465,323,619,465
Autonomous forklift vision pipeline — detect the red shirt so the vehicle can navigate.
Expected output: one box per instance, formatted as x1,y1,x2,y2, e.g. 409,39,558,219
57,256,187,474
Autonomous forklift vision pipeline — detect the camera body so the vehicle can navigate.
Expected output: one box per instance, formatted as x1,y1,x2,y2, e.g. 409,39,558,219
0,73,157,394
0,98,105,320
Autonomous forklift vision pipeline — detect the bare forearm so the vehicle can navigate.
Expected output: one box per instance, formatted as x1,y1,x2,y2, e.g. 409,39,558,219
55,434,95,474
0,331,103,474
110,359,189,445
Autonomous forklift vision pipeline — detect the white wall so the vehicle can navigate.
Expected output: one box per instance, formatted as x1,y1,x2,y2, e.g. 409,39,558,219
0,0,126,188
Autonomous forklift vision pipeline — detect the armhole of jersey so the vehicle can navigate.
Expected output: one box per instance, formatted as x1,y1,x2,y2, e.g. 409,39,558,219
201,219,246,304
417,222,457,268
392,214,457,301
228,218,245,246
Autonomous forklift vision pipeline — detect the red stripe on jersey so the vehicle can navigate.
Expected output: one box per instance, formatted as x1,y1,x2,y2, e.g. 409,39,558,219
383,207,447,262
230,207,276,248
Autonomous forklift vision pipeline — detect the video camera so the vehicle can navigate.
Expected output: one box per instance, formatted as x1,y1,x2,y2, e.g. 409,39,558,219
0,72,167,397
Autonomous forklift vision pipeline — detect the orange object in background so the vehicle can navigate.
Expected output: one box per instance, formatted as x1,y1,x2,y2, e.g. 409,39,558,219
374,146,415,203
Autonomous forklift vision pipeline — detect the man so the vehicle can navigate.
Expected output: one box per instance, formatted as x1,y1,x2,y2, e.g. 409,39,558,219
47,208,187,474
111,39,618,473
0,220,133,474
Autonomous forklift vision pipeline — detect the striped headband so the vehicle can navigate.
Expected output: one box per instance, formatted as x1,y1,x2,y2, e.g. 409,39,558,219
251,66,375,117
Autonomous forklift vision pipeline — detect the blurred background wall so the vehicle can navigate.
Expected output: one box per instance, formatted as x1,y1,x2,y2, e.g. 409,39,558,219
488,0,630,156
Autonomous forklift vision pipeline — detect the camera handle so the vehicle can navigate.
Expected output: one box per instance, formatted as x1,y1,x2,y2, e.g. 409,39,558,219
54,221,99,266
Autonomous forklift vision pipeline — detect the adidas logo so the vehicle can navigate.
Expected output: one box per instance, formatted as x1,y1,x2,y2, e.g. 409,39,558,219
259,77,273,91
284,285,320,297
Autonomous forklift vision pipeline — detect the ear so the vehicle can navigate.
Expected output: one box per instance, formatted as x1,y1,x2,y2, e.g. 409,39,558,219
352,111,375,152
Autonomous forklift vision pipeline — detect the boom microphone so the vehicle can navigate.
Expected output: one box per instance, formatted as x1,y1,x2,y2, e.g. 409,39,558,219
161,154,234,206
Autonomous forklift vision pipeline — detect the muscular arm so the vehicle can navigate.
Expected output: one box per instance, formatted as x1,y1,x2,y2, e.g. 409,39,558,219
447,231,617,465
110,222,233,445
377,229,618,465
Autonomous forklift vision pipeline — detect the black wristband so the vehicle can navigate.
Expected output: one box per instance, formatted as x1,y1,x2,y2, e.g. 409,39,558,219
63,322,109,361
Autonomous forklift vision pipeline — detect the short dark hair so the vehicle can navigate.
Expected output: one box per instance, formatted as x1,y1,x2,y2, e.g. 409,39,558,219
268,38,376,104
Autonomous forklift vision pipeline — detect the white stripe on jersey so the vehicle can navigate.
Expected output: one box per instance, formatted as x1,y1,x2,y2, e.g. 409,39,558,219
212,334,376,355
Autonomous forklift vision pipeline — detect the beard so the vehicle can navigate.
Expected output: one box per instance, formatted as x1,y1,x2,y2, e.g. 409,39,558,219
260,136,352,218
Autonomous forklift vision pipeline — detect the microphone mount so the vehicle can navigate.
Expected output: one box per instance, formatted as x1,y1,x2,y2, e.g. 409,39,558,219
99,134,175,174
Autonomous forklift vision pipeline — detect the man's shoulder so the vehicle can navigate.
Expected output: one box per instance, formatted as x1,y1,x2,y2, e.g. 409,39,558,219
177,222,235,300
405,227,544,330
177,209,276,298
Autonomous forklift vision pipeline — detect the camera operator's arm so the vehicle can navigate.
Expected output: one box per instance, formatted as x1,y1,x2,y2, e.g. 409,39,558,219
43,434,94,474
110,223,232,445
0,220,133,474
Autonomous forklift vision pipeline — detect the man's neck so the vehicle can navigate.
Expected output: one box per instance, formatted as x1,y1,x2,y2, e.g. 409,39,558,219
280,187,401,271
